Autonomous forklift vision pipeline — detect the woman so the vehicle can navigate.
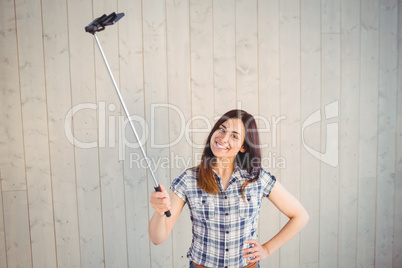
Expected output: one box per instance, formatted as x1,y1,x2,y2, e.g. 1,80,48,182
149,110,309,268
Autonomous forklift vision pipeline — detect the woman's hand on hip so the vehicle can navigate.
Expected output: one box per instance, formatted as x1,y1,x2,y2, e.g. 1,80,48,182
242,239,270,263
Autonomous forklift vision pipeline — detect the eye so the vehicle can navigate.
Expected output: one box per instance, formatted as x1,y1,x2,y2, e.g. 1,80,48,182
231,134,238,139
219,128,226,133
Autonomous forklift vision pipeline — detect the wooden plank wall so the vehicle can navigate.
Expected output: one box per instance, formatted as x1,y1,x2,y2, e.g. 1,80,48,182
0,0,401,267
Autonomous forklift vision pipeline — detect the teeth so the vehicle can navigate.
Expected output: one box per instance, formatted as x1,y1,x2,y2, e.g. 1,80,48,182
216,142,227,150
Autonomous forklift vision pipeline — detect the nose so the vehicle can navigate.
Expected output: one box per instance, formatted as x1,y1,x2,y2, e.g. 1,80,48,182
219,131,230,143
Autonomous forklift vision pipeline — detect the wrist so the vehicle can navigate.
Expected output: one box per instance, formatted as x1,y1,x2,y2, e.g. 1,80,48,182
153,211,166,219
157,211,166,217
262,243,272,257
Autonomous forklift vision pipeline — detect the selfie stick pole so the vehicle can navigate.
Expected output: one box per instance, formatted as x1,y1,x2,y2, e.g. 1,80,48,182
85,12,171,217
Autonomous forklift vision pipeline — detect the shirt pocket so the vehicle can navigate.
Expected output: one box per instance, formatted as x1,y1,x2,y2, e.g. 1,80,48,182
193,195,216,220
239,194,259,219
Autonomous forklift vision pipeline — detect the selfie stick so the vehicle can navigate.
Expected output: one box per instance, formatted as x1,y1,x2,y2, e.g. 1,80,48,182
85,12,171,217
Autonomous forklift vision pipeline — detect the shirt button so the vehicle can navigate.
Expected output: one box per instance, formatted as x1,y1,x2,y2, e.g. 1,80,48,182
226,231,229,234
225,212,228,216
226,248,229,252
224,196,228,199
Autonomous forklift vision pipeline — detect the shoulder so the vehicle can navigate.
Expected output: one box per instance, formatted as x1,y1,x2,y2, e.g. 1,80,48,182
184,166,199,177
181,166,199,181
170,167,200,203
259,168,276,181
259,168,277,197
171,166,199,187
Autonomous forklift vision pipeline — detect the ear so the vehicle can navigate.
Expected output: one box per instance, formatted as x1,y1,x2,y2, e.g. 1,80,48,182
239,145,247,153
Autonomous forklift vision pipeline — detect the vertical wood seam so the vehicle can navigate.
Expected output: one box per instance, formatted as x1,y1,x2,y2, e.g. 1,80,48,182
40,0,60,265
298,0,303,266
212,0,215,118
15,0,34,265
65,0,83,264
189,0,194,168
373,0,381,264
0,171,9,268
234,0,238,106
278,0,281,265
90,1,106,265
354,0,362,266
256,0,261,244
337,2,342,267
394,2,402,267
258,0,260,116
11,0,34,265
139,0,153,266
189,0,194,167
164,1,175,267
115,0,131,266
318,0,322,265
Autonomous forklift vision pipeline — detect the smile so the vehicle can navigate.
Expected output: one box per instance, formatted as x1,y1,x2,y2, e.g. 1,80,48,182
216,142,228,150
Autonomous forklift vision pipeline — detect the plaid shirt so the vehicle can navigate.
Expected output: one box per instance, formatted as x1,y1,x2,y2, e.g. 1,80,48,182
171,166,276,268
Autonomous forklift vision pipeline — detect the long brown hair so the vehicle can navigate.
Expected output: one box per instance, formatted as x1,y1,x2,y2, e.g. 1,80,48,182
198,110,261,198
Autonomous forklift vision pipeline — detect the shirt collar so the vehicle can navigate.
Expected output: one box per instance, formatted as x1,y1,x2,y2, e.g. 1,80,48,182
211,162,240,176
211,162,257,181
235,163,260,180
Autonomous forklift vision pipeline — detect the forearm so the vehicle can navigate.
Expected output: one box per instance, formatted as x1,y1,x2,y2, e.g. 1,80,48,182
149,188,185,245
148,212,169,245
263,212,309,255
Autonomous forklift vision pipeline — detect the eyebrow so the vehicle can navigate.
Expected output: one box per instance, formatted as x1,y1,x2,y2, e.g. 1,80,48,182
220,124,241,136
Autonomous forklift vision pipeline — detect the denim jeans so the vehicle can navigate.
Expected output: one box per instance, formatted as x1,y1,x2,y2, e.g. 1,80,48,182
189,261,260,268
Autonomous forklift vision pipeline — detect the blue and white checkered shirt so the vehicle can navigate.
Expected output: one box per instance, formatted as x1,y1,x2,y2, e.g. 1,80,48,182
171,166,276,268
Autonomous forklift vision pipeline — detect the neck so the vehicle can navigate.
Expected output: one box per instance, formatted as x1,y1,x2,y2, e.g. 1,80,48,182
213,157,235,177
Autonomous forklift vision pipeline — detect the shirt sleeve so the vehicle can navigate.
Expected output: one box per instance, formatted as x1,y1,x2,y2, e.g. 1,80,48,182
170,171,188,203
260,168,277,198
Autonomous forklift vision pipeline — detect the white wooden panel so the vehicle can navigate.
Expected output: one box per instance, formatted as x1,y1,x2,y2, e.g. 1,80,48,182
74,143,104,268
15,0,57,266
257,0,281,267
279,0,301,267
357,179,376,268
142,0,172,267
0,0,26,192
1,1,401,268
357,1,379,267
118,1,151,267
338,0,360,267
376,0,398,267
67,0,105,266
3,191,32,267
41,0,81,267
190,0,214,165
300,0,321,266
93,1,129,267
213,0,236,116
319,34,340,268
236,0,258,115
166,0,193,267
394,3,402,267
321,0,340,34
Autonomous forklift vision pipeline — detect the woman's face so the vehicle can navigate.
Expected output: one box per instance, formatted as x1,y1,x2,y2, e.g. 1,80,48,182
210,118,246,160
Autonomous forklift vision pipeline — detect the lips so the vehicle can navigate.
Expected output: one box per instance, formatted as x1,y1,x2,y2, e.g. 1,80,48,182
215,142,228,150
